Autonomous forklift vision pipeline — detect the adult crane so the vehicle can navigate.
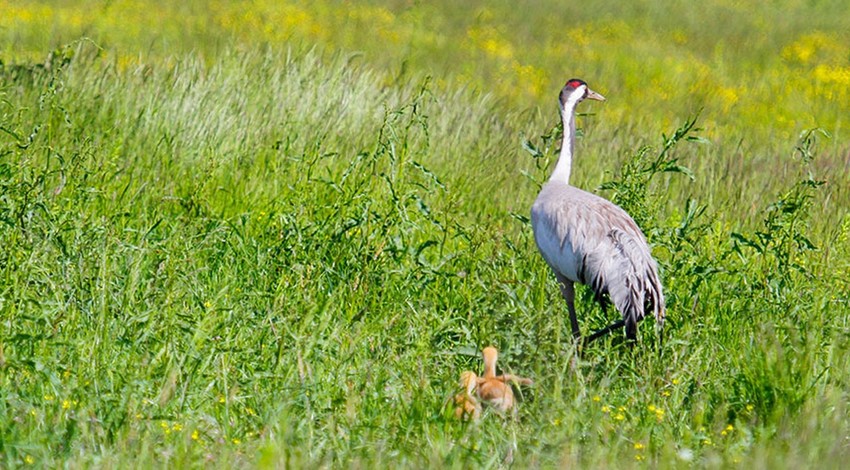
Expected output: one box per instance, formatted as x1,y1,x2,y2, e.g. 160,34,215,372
531,79,665,343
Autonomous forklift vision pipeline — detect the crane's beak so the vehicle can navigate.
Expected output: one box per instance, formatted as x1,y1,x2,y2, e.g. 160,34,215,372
586,88,606,101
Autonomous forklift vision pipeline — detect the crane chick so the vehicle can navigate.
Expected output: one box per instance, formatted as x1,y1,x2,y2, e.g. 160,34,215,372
475,347,533,415
453,370,482,421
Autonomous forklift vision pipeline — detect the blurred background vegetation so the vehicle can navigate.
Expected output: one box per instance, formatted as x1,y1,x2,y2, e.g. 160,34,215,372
3,0,849,134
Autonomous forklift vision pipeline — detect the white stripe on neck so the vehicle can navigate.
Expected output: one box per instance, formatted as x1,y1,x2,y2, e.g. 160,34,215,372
549,85,585,184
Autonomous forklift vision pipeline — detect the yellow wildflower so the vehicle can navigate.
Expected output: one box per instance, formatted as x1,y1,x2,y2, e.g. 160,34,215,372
192,430,200,441
62,400,71,410
592,395,601,402
160,421,173,435
24,455,35,464
634,442,645,450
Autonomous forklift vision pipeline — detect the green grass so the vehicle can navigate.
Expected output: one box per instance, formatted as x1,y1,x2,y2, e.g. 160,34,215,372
2,1,850,468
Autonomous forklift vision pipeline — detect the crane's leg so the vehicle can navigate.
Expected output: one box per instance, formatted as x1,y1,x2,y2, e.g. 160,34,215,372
585,319,626,343
556,276,581,339
656,322,665,354
625,318,638,342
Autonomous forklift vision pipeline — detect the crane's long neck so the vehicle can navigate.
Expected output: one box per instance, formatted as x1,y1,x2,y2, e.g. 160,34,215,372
549,97,581,184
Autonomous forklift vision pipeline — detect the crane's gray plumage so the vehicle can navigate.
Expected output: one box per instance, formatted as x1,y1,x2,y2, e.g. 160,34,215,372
531,79,665,342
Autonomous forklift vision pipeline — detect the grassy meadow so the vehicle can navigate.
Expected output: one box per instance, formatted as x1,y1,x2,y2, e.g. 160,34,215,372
2,0,850,467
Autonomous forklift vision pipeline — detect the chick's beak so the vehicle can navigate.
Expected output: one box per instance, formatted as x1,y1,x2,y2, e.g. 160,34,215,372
586,88,606,101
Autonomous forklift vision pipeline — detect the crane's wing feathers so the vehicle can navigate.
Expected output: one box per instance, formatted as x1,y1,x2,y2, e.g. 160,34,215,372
531,183,666,329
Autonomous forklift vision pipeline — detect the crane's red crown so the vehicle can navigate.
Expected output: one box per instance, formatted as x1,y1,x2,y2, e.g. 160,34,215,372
565,79,586,89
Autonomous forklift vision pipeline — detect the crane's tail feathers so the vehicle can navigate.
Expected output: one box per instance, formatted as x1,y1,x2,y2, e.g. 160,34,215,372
599,228,666,339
